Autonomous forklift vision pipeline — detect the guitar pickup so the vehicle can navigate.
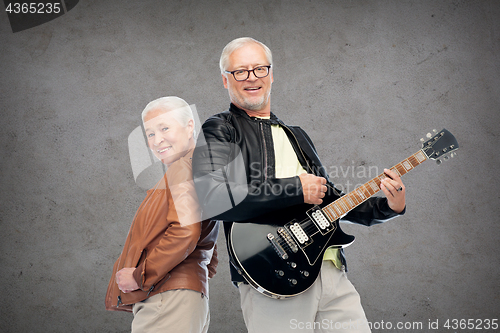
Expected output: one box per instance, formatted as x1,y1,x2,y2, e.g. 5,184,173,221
307,207,336,235
289,223,309,245
311,210,330,229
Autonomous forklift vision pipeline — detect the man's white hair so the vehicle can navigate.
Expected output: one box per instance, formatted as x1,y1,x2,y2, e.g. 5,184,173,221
219,37,273,74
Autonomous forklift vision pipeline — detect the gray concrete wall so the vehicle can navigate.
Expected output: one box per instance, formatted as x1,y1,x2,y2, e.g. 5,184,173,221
1,0,499,332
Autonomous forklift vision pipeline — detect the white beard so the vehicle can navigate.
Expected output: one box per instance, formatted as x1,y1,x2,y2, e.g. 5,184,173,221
229,89,271,112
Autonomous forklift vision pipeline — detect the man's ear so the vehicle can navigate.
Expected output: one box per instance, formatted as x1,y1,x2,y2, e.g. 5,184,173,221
222,74,228,89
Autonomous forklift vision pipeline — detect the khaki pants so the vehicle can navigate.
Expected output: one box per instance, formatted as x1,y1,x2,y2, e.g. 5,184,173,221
239,260,371,333
132,289,209,333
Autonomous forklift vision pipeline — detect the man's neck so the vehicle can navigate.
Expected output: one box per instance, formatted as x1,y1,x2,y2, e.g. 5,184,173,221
233,103,271,118
245,109,271,118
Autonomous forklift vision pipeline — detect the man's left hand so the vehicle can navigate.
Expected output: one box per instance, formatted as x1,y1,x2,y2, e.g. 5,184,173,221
115,267,140,293
380,168,406,213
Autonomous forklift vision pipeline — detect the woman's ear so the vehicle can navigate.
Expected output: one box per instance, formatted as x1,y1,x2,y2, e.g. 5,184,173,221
187,119,195,138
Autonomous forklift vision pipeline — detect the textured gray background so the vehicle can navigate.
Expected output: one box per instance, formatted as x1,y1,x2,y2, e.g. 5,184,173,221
1,1,499,332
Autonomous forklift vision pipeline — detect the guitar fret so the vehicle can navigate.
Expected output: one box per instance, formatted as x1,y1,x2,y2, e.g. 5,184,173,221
329,207,339,220
349,192,360,205
323,207,337,221
339,199,348,212
333,204,343,216
408,156,419,168
390,166,402,176
355,188,365,200
344,195,355,208
402,159,413,172
415,150,427,163
361,186,371,198
355,188,366,200
365,184,375,196
396,163,407,176
361,186,369,198
368,180,379,193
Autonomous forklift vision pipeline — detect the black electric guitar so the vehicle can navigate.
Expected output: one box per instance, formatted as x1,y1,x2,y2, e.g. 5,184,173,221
227,129,458,299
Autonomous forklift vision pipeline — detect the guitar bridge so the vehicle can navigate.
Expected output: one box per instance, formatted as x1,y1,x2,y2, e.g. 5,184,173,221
267,233,289,260
277,227,298,253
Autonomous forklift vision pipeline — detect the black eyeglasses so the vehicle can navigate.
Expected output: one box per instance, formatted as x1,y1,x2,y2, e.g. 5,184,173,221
224,65,272,81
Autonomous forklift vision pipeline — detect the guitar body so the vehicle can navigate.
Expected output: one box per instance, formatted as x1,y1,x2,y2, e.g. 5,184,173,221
228,191,355,299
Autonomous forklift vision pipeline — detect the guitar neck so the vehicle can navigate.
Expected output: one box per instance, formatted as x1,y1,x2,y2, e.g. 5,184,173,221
322,149,428,221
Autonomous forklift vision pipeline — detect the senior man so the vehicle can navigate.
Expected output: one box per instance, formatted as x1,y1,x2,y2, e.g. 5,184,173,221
192,37,406,333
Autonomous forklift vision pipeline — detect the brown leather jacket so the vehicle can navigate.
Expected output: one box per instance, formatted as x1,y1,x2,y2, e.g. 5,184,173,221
105,149,219,312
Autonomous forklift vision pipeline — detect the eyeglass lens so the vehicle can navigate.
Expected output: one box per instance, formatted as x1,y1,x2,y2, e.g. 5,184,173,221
233,66,269,81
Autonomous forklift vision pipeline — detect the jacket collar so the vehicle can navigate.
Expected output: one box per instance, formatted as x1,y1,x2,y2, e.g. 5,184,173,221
229,103,282,126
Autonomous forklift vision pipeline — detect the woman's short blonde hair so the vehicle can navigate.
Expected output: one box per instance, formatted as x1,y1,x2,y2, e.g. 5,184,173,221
141,96,192,125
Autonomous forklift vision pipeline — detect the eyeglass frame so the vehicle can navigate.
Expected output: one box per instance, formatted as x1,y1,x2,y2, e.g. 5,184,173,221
224,65,272,81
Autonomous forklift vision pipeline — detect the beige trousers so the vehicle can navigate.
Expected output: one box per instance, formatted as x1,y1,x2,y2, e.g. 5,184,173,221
239,260,371,333
132,289,209,333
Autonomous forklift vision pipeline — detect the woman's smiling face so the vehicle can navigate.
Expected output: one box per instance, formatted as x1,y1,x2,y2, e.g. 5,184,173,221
143,107,194,166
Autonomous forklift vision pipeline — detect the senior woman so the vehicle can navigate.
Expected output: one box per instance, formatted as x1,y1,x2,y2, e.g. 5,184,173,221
105,97,218,333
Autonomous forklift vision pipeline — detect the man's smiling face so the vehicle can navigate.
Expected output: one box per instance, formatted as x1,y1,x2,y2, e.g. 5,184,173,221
222,42,273,116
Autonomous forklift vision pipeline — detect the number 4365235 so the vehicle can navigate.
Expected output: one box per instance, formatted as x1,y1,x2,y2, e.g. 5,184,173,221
5,2,62,14
444,318,498,330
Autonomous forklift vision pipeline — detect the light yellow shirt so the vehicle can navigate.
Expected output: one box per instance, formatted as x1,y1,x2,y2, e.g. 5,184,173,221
269,122,342,269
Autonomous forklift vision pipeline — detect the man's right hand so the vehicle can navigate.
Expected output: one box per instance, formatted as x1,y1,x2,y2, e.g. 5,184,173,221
299,173,327,205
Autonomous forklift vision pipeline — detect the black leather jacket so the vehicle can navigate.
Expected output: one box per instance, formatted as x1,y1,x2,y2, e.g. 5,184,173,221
192,103,402,282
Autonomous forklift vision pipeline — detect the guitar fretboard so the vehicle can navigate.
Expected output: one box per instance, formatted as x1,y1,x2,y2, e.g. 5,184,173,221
322,149,428,221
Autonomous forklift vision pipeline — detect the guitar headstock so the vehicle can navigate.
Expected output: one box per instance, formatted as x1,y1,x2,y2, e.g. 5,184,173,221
420,128,459,164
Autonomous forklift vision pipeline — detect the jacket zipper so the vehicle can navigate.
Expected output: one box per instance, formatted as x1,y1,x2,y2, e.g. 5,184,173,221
146,273,171,297
146,285,155,297
259,121,268,182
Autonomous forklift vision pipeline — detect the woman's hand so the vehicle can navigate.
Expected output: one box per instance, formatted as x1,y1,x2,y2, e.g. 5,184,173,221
115,267,140,293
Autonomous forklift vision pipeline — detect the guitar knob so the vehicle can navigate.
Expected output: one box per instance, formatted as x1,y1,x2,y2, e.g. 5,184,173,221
301,270,310,278
288,278,298,286
275,270,285,278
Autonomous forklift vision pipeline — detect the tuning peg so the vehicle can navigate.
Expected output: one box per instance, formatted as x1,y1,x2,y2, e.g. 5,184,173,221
420,138,425,143
433,129,437,133
444,156,449,160
436,159,442,165
426,133,432,138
